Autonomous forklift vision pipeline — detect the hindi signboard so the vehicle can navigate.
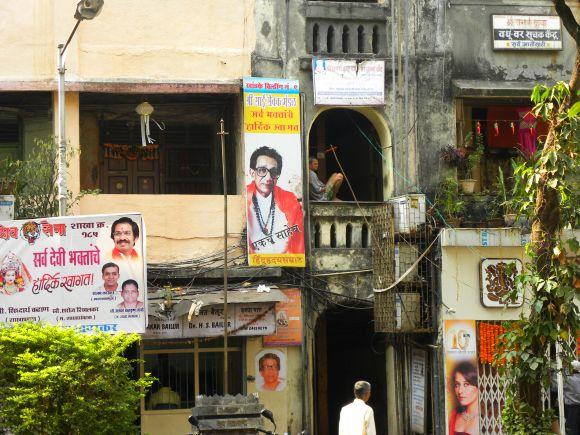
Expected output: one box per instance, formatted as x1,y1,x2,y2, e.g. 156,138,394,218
144,303,276,339
0,213,147,333
243,77,305,268
263,288,302,346
411,348,427,434
492,15,562,50
313,58,385,105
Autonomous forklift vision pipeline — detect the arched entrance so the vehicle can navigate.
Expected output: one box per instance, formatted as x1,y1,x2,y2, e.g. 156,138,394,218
315,306,387,435
308,108,391,202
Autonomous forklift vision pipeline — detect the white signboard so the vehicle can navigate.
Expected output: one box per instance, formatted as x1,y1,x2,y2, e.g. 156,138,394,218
0,214,147,333
313,59,385,105
144,303,276,339
411,348,426,434
0,195,15,220
492,15,562,50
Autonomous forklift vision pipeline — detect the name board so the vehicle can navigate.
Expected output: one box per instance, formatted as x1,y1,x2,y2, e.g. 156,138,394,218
313,59,385,106
0,214,147,333
492,15,562,50
144,303,276,339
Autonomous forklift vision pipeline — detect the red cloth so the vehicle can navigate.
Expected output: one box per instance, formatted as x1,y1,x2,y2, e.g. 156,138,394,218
111,248,139,260
246,183,304,254
517,107,537,157
448,409,471,435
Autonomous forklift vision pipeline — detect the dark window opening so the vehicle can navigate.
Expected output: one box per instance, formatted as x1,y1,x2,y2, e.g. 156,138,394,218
314,222,321,248
345,223,352,248
342,26,350,53
361,223,369,248
330,224,337,248
372,26,379,54
357,26,365,53
313,24,319,53
327,26,335,53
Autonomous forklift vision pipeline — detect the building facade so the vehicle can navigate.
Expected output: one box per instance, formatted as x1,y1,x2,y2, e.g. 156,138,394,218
0,0,578,434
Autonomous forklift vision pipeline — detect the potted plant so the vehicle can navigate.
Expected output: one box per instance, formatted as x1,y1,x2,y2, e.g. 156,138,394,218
497,166,517,226
440,132,484,194
436,176,465,227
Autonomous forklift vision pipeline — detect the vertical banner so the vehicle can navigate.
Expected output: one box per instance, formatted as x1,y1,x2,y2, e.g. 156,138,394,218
410,348,427,434
243,77,305,267
263,288,302,346
444,320,480,435
0,214,147,333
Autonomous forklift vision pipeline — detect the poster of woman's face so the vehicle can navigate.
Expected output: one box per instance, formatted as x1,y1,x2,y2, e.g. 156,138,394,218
255,349,286,392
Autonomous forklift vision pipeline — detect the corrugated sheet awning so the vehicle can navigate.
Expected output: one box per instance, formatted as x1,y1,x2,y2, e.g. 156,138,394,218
148,287,288,319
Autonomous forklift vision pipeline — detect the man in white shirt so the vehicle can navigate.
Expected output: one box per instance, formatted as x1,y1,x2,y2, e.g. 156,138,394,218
339,380,376,435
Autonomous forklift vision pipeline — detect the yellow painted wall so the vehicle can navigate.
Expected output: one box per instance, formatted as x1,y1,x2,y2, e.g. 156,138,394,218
79,194,245,263
246,337,304,434
441,246,526,321
141,410,191,435
0,0,255,82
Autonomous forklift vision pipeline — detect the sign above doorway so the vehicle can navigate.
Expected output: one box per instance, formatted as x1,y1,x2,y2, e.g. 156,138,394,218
312,58,385,106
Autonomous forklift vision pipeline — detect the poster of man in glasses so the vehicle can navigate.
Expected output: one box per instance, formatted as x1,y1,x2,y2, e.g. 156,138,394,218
243,77,305,267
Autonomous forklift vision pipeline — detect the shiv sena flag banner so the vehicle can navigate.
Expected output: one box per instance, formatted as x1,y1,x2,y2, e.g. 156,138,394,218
0,213,147,333
243,77,305,267
443,320,480,435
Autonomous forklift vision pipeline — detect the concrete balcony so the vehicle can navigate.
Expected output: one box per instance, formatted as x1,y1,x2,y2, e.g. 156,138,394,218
309,201,375,273
79,194,245,264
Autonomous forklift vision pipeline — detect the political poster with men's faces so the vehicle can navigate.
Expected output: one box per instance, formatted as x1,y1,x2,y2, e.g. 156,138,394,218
0,213,147,333
243,77,305,268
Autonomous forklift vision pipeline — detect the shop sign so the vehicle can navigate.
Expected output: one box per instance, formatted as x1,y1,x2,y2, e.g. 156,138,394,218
480,258,523,307
312,58,385,105
144,303,276,339
263,288,302,346
492,15,562,50
410,348,427,434
443,320,480,435
0,213,147,333
243,77,305,268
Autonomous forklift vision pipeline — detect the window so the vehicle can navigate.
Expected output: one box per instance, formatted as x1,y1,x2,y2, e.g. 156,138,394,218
0,111,21,160
142,337,244,411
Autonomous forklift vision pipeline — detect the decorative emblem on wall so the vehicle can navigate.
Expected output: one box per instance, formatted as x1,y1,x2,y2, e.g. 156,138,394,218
480,258,523,307
103,143,159,161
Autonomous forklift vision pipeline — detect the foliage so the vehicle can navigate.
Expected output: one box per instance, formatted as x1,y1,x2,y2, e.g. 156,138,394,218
496,81,579,433
13,138,99,219
0,156,22,194
436,176,465,220
439,131,484,179
497,166,517,215
0,322,154,435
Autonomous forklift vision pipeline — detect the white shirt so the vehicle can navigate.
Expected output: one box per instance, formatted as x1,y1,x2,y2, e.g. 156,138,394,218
339,398,376,435
248,192,289,254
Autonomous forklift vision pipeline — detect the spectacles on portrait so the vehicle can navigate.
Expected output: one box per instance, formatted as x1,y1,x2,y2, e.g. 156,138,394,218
254,166,280,179
113,231,133,237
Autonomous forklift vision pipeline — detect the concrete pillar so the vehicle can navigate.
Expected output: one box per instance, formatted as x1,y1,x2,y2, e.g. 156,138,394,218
387,345,400,435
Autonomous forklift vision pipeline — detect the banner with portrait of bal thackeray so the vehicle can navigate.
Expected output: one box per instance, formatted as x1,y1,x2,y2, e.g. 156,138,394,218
0,213,147,333
243,77,305,268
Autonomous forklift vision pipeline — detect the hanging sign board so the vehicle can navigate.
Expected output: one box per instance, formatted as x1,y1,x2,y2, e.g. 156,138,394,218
411,348,427,434
312,58,385,105
492,15,562,50
144,303,276,339
443,320,480,435
480,258,523,307
243,77,305,268
263,288,302,346
0,213,147,333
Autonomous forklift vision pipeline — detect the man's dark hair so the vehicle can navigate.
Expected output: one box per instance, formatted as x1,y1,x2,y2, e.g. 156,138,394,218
353,380,371,399
250,146,283,174
259,352,281,371
101,262,119,274
309,156,318,164
121,279,139,291
111,217,140,240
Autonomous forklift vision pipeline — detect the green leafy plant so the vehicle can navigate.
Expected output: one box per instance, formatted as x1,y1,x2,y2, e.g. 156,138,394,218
13,138,99,219
439,131,484,179
0,322,154,435
436,176,465,221
0,156,22,194
496,81,579,433
497,166,516,215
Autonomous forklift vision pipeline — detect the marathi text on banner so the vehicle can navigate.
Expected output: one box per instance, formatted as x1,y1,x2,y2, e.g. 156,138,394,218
243,77,305,268
0,214,147,333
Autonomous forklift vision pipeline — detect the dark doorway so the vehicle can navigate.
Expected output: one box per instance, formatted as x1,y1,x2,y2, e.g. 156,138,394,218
309,109,383,201
315,307,387,435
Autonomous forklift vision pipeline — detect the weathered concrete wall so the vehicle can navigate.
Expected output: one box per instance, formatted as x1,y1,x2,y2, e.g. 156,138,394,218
0,0,255,82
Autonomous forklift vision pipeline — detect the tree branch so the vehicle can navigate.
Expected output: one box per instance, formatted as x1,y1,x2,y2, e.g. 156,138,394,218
553,0,580,45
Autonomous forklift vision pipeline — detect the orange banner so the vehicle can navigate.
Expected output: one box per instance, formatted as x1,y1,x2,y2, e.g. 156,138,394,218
263,288,302,346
